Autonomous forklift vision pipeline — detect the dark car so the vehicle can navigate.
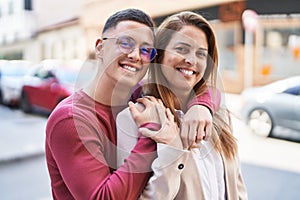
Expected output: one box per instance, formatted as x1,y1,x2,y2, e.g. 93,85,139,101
20,62,82,114
240,76,300,141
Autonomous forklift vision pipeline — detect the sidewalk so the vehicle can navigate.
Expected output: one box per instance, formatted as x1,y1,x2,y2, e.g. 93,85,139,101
0,111,47,164
1,93,300,174
224,92,243,117
225,94,300,174
0,93,243,164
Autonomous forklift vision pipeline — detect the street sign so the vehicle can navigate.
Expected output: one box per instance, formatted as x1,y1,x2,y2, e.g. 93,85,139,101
242,9,258,32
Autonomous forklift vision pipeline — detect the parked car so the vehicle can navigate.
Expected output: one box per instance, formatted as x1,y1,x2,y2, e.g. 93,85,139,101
240,76,300,141
0,60,33,106
0,61,4,104
20,62,82,114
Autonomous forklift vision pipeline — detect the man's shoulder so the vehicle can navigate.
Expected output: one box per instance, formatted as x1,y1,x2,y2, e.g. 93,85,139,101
47,91,90,126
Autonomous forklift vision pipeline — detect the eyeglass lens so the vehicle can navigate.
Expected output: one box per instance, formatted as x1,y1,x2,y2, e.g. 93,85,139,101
104,36,157,61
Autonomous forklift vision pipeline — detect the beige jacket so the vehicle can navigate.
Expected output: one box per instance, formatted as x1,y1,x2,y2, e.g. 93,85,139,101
117,108,248,200
138,144,248,200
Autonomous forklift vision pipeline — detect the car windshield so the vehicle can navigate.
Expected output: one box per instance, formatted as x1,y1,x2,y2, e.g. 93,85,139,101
283,86,300,95
56,69,80,84
263,76,300,94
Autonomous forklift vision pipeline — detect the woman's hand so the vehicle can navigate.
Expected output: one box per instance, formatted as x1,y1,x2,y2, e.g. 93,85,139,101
180,105,212,149
129,96,181,148
128,96,163,127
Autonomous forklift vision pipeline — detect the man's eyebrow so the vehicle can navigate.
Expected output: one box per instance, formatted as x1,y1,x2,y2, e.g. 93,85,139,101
141,41,153,46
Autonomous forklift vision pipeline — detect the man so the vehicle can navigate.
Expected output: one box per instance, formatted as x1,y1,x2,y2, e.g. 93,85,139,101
45,8,214,200
46,9,158,200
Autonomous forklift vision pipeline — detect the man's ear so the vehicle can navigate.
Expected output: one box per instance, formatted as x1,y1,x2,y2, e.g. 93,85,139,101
95,38,103,58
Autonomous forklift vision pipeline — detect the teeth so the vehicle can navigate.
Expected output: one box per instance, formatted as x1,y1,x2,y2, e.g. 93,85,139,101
123,65,137,72
179,68,194,76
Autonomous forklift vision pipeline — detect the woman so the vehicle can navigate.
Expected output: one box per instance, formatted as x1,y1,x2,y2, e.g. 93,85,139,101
117,11,247,200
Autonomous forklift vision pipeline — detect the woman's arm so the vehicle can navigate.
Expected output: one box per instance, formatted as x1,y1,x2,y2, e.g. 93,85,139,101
139,143,190,200
117,99,190,200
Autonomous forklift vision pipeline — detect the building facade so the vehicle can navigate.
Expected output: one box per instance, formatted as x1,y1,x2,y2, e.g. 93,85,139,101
1,0,300,92
0,0,35,60
0,0,86,62
37,18,86,61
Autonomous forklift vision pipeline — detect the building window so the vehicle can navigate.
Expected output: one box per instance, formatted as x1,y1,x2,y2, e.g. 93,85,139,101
24,0,32,10
2,35,7,45
8,1,14,15
260,27,300,77
216,27,237,71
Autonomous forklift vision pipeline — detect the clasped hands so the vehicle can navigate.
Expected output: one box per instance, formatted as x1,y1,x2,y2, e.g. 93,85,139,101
128,96,212,150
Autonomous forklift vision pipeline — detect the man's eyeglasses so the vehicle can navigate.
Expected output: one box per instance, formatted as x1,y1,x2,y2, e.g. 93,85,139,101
103,36,157,62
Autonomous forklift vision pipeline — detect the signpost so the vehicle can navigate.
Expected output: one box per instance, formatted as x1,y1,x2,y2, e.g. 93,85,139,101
242,9,258,88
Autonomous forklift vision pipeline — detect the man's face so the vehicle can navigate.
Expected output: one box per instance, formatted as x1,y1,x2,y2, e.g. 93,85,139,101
99,20,155,88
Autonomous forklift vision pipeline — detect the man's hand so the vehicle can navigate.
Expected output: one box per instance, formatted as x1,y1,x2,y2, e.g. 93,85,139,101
180,105,212,149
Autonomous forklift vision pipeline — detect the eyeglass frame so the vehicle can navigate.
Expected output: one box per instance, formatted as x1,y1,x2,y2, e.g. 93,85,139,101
102,36,157,62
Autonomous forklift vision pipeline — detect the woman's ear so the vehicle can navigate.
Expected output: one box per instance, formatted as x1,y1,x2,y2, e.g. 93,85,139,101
95,38,103,58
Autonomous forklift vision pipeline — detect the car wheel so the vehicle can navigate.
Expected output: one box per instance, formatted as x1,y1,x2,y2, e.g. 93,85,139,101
247,109,273,137
20,92,32,113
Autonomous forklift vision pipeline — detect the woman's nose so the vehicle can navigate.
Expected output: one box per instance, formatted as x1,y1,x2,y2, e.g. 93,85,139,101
185,54,196,66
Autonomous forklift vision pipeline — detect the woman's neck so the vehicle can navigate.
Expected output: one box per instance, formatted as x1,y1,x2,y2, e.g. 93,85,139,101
173,91,191,113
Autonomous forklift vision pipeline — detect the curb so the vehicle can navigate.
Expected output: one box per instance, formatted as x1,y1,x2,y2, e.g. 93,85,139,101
0,149,45,165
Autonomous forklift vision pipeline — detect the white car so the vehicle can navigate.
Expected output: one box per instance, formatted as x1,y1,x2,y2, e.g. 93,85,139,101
0,60,33,106
240,76,300,141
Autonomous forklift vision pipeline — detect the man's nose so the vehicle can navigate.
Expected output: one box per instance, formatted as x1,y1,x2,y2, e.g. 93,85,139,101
127,47,141,62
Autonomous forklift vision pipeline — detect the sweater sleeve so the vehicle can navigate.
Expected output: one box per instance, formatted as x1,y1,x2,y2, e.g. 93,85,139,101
139,143,190,200
46,107,156,200
187,88,221,114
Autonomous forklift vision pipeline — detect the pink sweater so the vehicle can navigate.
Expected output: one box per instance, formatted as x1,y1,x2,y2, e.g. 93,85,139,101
45,90,157,200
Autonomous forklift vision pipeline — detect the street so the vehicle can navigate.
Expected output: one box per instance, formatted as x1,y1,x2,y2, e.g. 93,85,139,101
232,115,300,200
0,155,50,200
0,95,300,200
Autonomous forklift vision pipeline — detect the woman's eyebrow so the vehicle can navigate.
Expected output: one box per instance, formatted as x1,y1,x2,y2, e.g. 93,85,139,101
175,42,208,51
174,42,191,47
198,47,208,51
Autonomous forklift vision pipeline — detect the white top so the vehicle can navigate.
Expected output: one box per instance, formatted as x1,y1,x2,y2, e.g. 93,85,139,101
191,143,226,200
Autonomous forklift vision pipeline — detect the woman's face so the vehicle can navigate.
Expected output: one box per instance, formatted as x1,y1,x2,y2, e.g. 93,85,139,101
161,25,208,95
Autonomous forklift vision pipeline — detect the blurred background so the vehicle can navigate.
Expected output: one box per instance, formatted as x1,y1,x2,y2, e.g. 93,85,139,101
0,0,299,199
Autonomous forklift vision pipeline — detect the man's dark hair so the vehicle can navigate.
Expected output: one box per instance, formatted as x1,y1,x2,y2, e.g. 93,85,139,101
102,8,155,34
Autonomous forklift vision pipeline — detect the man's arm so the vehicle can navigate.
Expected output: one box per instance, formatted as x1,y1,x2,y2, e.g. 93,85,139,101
181,88,221,149
46,111,156,200
187,88,221,114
